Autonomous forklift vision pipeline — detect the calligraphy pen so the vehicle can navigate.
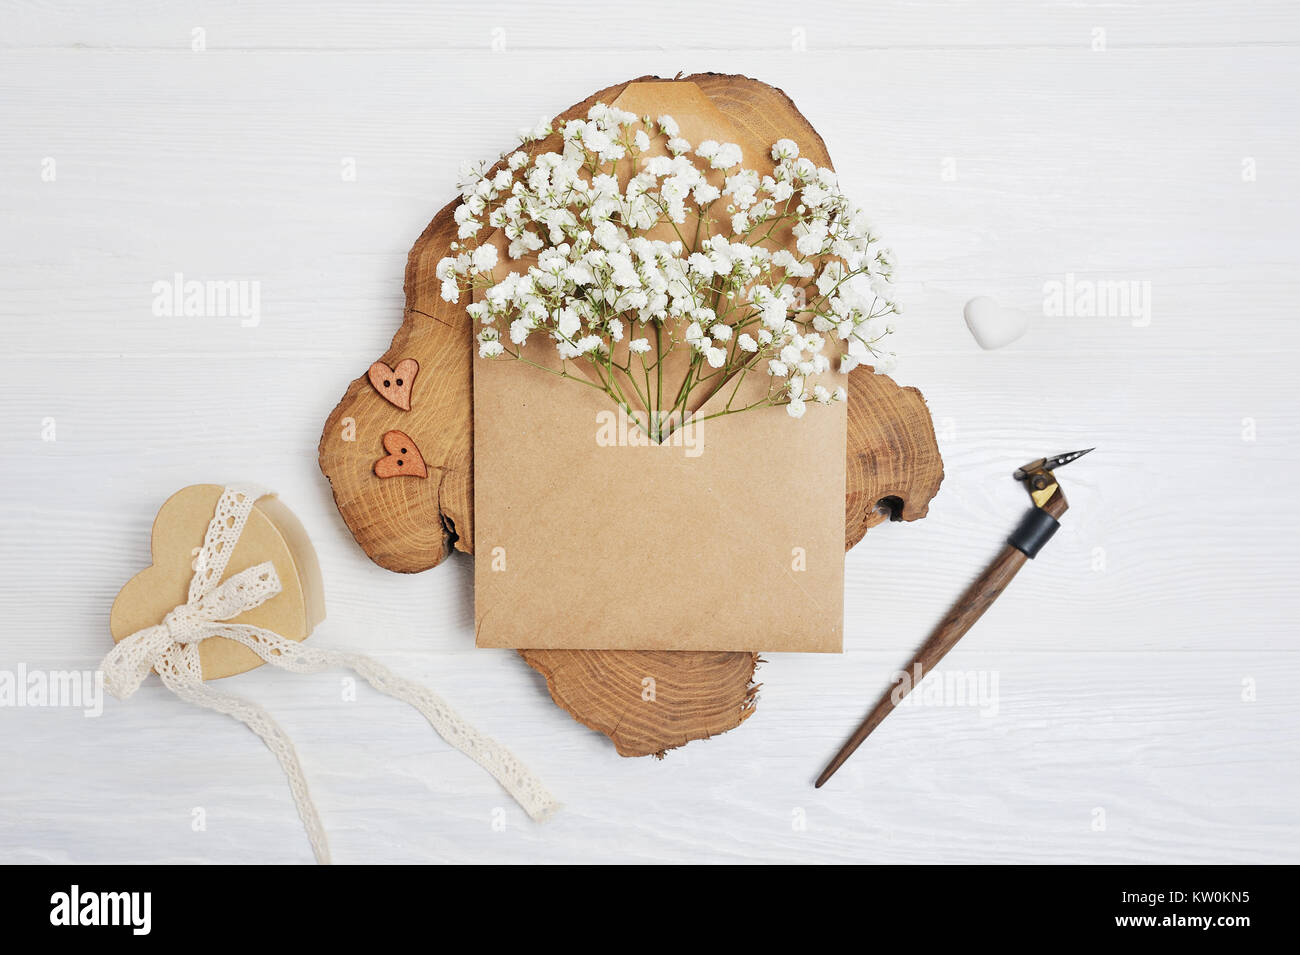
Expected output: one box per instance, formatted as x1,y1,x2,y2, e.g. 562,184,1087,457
815,448,1093,788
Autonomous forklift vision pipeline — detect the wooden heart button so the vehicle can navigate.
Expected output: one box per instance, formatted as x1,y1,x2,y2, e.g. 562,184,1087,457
374,430,427,479
368,358,419,410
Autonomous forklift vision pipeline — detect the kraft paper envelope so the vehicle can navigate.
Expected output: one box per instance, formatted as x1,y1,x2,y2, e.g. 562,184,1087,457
473,81,846,652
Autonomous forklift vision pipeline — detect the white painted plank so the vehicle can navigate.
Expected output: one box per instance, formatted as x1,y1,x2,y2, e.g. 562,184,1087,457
4,0,1300,50
3,49,1297,358
2,651,1293,863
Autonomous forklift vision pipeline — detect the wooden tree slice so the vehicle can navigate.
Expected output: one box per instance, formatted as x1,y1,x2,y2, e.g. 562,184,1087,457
319,73,944,757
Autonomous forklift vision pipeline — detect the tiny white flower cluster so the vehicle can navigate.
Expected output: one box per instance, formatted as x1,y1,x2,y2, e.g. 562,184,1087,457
437,103,900,431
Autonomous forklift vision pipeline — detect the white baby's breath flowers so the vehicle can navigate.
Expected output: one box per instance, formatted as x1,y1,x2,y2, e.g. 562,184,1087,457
437,102,901,435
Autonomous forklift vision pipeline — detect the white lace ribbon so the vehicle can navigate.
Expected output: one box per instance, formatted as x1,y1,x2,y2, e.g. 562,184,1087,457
101,483,558,864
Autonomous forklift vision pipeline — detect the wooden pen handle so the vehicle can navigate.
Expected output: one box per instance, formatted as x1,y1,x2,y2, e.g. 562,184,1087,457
815,494,1068,787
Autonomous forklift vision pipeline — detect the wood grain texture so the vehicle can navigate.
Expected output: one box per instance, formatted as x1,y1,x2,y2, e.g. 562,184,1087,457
318,72,943,757
520,649,762,757
845,370,943,546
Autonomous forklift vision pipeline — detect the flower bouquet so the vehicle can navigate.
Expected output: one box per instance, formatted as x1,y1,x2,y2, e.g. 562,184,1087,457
466,80,898,652
439,98,901,442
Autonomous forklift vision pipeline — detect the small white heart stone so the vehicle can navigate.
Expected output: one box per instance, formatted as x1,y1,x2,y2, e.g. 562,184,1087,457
963,296,1029,350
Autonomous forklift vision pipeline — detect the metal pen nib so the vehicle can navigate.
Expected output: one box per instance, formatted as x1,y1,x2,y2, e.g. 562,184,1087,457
1014,447,1094,481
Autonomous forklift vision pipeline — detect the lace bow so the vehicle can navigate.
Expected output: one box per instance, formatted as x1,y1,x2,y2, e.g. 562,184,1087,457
102,484,558,864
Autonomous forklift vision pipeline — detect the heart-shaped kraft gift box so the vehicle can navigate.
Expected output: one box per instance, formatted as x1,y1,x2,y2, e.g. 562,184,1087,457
109,484,324,679
103,484,556,863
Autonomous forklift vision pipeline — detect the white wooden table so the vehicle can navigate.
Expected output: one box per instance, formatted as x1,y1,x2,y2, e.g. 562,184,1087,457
2,0,1297,864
